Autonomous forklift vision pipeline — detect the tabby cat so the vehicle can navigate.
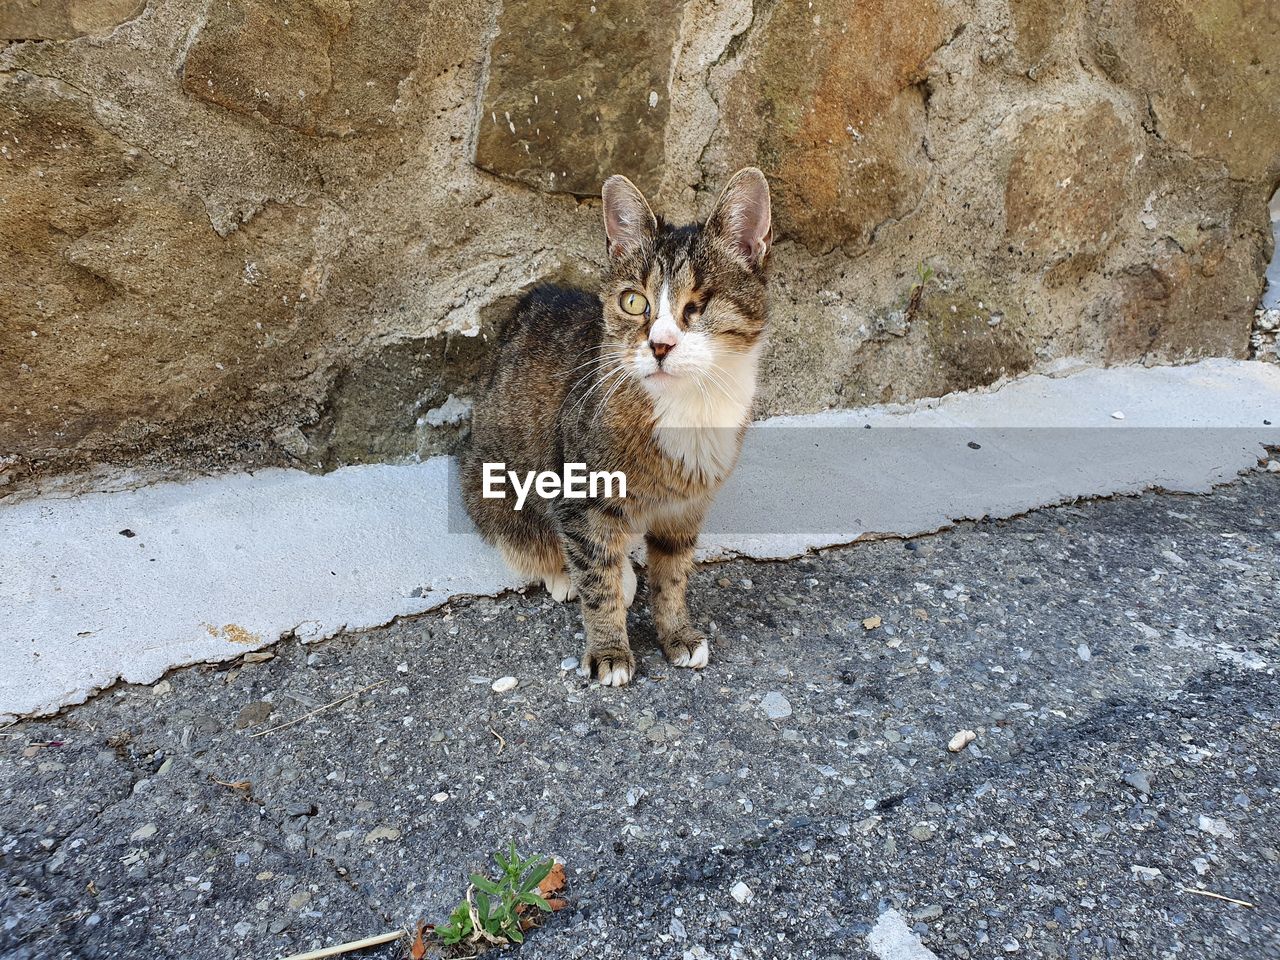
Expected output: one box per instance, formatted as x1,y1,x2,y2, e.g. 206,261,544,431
462,168,772,686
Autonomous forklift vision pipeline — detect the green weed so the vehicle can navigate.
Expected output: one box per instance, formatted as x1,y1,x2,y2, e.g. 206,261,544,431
436,842,555,947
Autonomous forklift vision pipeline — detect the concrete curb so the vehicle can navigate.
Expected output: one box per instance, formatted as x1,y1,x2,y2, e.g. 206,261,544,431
3,358,1278,721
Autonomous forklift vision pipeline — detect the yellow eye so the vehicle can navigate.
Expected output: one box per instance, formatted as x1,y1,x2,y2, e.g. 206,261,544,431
619,291,649,316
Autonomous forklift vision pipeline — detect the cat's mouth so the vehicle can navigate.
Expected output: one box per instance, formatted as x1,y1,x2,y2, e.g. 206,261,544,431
645,370,677,383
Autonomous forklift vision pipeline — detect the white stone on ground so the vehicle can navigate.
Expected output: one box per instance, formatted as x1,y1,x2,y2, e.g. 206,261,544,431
867,908,940,960
760,691,792,720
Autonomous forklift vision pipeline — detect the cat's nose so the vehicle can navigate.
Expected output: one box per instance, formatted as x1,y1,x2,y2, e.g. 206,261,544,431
650,340,673,361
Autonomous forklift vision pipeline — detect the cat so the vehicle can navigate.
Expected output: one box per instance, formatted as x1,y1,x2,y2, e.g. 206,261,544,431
462,168,772,686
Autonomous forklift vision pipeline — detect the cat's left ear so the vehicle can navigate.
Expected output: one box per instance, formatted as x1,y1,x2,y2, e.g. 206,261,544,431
602,175,658,260
707,167,772,270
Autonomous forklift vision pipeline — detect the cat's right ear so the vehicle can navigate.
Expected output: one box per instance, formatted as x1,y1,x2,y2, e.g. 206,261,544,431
602,175,657,260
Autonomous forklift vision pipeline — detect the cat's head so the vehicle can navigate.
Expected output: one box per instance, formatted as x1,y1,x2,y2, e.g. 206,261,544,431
599,168,772,401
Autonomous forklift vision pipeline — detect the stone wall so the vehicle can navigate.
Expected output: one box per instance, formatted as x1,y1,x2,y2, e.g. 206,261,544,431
2,0,1277,493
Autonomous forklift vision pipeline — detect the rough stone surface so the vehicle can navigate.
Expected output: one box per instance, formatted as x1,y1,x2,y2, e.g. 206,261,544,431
1,0,1278,494
1004,101,1136,260
475,0,684,196
1089,0,1280,183
0,0,143,41
710,0,950,253
2,473,1278,959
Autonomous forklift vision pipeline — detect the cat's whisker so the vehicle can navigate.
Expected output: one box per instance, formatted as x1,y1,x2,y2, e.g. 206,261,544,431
564,348,631,377
563,355,631,394
595,367,635,421
563,352,633,406
565,363,621,403
588,372,633,423
700,363,741,408
569,362,629,421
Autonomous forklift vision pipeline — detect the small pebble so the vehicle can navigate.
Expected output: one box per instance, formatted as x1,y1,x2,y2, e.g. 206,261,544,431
396,662,409,673
731,881,754,904
1077,644,1092,662
432,792,449,803
760,692,792,720
1111,411,1125,420
948,730,976,752
1197,814,1234,839
491,676,519,693
560,656,579,671
1123,771,1152,794
130,823,157,842
236,701,274,729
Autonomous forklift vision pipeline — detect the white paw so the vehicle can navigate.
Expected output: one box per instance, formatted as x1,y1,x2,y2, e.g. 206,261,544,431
543,571,578,602
668,635,709,669
621,561,637,608
599,662,634,686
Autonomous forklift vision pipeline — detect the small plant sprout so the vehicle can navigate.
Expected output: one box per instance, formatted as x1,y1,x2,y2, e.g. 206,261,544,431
436,842,556,947
906,261,937,321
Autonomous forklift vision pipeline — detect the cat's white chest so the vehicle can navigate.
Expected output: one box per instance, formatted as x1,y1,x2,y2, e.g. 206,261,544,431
651,348,760,483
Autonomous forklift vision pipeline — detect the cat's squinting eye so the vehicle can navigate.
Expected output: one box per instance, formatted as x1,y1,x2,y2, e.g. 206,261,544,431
619,291,648,316
682,302,702,323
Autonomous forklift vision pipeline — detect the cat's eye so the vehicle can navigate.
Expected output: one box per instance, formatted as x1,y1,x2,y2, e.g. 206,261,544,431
619,291,649,316
682,301,702,323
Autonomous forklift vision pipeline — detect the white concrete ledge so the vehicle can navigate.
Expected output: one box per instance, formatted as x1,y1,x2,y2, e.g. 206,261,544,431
3,358,1279,721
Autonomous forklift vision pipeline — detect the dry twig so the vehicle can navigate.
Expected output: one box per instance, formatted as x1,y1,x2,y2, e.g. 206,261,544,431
1180,887,1255,908
250,681,388,738
488,726,506,754
277,930,406,960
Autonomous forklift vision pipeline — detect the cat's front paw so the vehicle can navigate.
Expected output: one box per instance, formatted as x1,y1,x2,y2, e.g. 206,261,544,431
661,627,709,669
588,645,635,686
543,570,578,603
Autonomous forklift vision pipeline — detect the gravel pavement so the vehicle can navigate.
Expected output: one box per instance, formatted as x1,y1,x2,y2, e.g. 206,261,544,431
3,471,1279,960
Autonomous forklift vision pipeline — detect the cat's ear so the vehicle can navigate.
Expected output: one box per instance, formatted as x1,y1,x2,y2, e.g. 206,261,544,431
602,175,657,260
706,167,772,269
